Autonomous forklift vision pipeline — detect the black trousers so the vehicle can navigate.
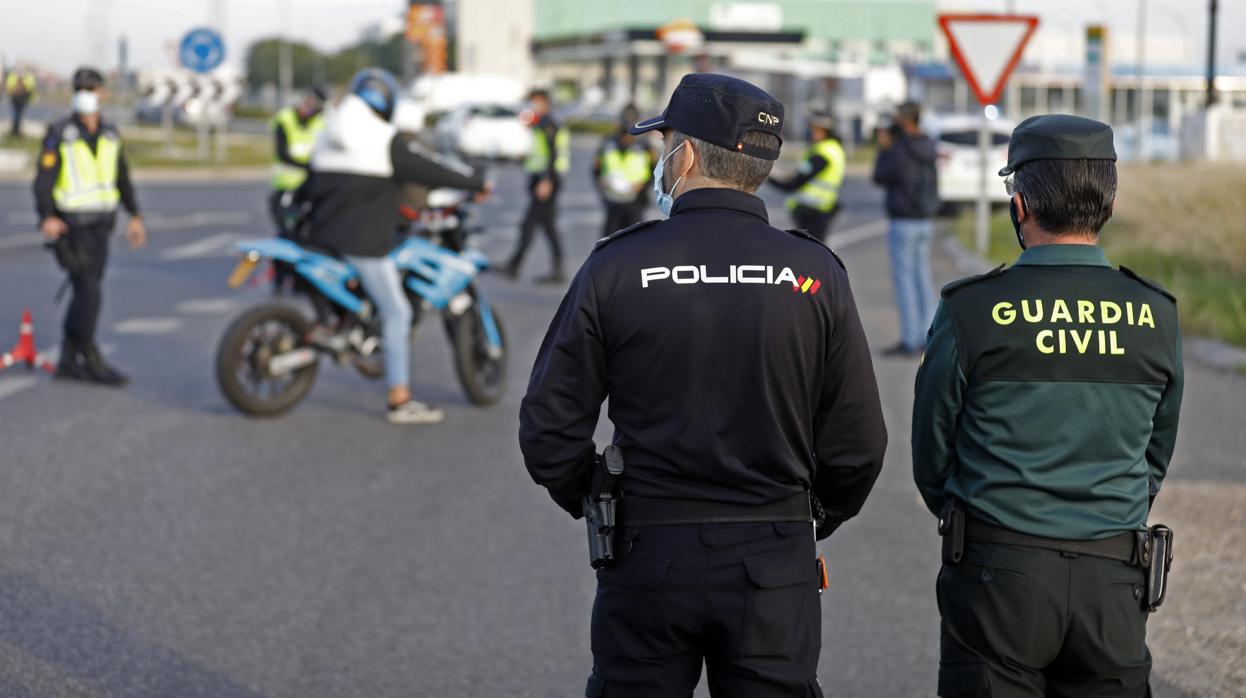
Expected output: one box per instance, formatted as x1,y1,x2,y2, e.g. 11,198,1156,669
602,200,646,239
509,174,562,272
61,220,113,344
937,542,1151,697
587,522,824,698
790,205,838,243
9,95,28,136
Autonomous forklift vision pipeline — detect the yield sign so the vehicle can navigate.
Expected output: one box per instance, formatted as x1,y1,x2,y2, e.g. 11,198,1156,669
938,14,1039,105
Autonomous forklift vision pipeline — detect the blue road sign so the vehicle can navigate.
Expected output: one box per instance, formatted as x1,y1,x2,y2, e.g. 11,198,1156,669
179,27,225,74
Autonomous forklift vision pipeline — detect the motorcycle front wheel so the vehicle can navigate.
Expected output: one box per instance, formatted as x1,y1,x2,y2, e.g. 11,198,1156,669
450,306,507,406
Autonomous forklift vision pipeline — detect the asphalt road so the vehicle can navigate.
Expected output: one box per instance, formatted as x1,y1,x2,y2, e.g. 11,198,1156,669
0,140,1242,697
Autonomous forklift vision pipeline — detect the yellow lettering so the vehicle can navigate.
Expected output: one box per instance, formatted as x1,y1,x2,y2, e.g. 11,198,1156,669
1058,329,1067,353
1051,299,1073,323
1022,299,1043,323
1071,329,1093,353
992,302,1017,326
1101,301,1122,324
1109,330,1125,355
1097,329,1107,354
1036,330,1055,354
1126,301,1135,325
1138,303,1155,328
1078,300,1095,324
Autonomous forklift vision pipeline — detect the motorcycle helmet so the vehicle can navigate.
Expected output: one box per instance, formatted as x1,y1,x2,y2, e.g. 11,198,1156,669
348,68,401,122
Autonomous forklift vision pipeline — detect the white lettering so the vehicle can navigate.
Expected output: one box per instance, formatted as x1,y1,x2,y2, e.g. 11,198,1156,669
672,265,699,284
773,267,799,287
640,267,670,288
700,265,728,283
737,265,765,284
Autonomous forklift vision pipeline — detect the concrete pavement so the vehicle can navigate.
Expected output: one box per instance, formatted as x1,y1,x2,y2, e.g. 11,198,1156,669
0,143,1242,696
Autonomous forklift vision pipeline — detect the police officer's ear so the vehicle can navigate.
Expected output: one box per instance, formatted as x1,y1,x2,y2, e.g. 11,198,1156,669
674,137,698,179
1011,192,1028,223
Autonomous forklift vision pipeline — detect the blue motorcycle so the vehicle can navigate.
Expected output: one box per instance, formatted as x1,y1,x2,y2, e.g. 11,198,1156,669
215,191,506,416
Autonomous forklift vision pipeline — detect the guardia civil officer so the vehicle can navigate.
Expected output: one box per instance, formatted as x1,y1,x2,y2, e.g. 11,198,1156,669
268,85,327,293
592,104,654,237
519,73,887,697
35,67,146,385
912,114,1184,697
768,111,846,242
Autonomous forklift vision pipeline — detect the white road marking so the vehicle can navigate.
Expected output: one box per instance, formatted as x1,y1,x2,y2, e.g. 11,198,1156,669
0,375,39,401
0,212,254,251
0,233,45,251
146,211,252,232
112,318,183,335
175,297,236,314
159,232,244,261
828,219,889,249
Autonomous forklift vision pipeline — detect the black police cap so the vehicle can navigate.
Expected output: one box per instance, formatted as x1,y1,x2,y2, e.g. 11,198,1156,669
630,73,784,161
999,114,1117,176
72,67,104,91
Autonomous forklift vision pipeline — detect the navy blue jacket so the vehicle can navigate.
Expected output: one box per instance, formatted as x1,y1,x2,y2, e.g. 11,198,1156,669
872,132,939,219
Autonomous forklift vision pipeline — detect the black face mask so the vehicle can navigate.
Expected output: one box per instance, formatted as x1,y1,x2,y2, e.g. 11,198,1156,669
1010,197,1027,250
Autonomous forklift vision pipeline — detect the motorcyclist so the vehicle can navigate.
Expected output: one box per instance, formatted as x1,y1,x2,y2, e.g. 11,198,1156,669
305,68,490,424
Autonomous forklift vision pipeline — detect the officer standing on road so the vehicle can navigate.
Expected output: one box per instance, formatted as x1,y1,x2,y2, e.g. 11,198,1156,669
6,64,37,138
592,104,654,238
34,67,146,386
913,115,1184,697
505,88,569,284
268,85,327,293
519,73,888,697
768,111,846,242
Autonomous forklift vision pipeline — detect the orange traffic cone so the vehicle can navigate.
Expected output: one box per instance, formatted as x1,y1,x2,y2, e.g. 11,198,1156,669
0,309,55,374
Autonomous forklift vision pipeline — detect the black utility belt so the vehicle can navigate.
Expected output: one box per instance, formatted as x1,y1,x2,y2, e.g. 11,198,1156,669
618,493,812,527
962,516,1138,565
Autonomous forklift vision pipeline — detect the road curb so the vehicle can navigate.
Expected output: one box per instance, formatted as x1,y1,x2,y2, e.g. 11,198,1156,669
940,232,1246,374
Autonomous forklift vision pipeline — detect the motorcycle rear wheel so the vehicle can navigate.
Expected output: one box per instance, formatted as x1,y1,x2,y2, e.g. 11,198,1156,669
215,303,319,416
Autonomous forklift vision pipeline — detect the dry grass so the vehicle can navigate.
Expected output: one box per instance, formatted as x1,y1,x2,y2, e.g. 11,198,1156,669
1107,163,1246,277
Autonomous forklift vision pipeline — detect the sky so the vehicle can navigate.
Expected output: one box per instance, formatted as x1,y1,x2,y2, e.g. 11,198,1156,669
0,0,1240,75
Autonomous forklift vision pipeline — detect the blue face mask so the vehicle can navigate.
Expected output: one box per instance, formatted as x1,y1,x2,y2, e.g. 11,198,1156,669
652,142,690,217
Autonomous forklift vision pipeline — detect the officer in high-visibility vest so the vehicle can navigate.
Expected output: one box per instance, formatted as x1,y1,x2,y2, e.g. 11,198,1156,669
768,111,847,242
592,104,655,238
34,67,145,386
269,85,327,292
5,64,37,137
505,88,570,284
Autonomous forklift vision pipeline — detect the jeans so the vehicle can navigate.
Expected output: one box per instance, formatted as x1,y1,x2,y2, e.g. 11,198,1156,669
886,218,936,350
345,255,413,389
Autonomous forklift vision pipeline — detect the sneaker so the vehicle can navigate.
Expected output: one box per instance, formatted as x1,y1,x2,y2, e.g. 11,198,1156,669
387,400,445,425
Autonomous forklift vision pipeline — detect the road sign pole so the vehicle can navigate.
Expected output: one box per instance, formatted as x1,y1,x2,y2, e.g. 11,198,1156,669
976,114,991,254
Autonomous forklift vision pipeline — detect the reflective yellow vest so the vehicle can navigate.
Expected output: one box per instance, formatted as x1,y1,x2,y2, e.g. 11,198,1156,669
789,138,846,213
5,71,35,97
599,143,651,202
525,122,570,174
53,126,121,214
271,107,325,191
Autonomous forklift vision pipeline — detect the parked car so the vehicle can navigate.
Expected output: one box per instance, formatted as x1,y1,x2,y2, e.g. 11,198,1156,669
926,114,1014,211
434,103,532,161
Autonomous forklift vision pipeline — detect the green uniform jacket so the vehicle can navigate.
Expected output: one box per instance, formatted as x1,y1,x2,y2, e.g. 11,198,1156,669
912,244,1183,540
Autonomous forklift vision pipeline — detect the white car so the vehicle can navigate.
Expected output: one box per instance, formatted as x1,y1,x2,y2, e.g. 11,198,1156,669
434,103,532,161
926,114,1014,208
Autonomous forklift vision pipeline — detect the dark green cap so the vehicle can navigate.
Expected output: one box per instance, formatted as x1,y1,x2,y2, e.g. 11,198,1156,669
998,114,1117,176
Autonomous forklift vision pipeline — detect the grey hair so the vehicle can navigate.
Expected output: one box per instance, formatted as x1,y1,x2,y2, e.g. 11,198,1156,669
1014,159,1117,235
670,130,778,192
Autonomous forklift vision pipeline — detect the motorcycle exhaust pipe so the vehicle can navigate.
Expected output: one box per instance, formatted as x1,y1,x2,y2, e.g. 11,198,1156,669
268,347,318,376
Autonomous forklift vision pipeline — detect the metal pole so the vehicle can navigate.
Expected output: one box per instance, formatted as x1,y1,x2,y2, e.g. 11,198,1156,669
1206,0,1218,106
278,0,293,108
1137,0,1149,159
976,108,991,254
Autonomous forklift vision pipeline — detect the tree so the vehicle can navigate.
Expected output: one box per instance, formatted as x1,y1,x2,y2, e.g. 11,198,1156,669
245,38,322,89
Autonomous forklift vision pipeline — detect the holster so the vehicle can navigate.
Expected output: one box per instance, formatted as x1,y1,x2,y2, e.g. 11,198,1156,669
583,445,624,569
1142,524,1174,613
938,498,966,564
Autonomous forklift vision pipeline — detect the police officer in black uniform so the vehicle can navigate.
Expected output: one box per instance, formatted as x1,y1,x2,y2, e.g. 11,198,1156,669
519,73,888,698
913,115,1184,697
35,67,145,385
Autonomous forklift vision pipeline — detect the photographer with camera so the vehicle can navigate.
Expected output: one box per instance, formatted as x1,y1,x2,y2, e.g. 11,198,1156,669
872,101,939,357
